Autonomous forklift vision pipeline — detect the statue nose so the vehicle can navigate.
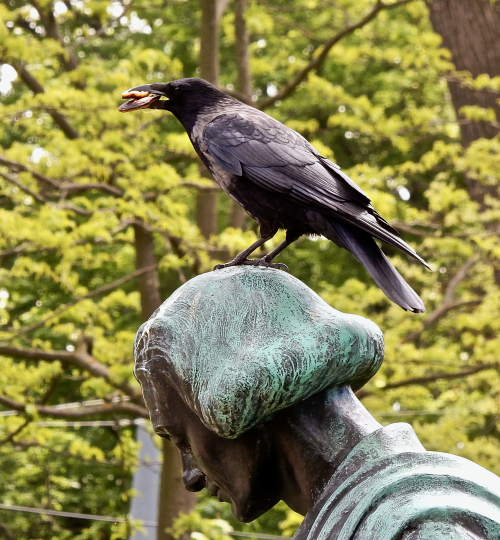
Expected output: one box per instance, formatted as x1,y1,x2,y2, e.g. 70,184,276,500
182,466,205,492
181,450,205,491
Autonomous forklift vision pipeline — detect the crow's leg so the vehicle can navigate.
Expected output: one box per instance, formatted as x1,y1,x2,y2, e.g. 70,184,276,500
213,235,275,270
261,230,302,264
214,230,301,272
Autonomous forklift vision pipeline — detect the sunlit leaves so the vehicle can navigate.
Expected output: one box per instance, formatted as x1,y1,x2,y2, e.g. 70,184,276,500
1,0,500,537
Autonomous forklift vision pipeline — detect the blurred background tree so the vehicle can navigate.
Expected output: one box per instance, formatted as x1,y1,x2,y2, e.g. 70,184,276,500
0,0,499,539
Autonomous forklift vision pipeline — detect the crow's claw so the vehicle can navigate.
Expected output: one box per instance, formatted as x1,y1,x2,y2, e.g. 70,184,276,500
213,260,242,270
214,258,289,272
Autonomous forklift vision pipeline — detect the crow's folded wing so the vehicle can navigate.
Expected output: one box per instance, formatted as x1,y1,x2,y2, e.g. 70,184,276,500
203,111,410,249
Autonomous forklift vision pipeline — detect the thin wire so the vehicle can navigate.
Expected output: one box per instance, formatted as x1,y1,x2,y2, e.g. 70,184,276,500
0,503,153,526
0,505,292,538
206,530,291,539
1,411,480,426
31,410,488,424
1,397,489,423
379,408,476,417
34,419,145,427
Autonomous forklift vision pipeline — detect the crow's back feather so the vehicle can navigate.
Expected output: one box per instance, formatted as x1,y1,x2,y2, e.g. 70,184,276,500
204,111,429,269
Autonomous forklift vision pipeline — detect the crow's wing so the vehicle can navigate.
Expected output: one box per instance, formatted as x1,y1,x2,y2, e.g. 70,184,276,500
203,111,426,260
204,111,371,202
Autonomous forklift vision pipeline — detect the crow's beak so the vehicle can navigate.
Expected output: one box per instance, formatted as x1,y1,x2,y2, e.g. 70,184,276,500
119,84,163,113
121,84,165,99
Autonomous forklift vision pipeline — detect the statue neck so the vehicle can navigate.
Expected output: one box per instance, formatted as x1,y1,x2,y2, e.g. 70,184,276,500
272,385,381,515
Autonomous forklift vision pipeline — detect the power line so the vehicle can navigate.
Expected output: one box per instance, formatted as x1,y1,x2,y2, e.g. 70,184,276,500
34,419,145,427
379,408,480,417
0,504,291,539
1,396,488,423
1,411,477,425
207,530,291,539
0,503,153,527
30,410,489,425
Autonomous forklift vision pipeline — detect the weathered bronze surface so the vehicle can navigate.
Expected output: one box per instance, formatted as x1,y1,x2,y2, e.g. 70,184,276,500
134,266,384,439
134,267,500,538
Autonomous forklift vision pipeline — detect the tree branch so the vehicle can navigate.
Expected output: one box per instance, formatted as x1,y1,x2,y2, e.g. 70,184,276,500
0,155,125,197
358,363,498,398
55,202,94,216
0,154,217,204
403,256,482,343
258,0,415,110
0,171,47,204
416,298,483,337
79,0,137,43
0,523,15,540
62,182,124,197
10,62,80,139
443,256,479,305
0,236,131,260
0,345,140,399
0,395,148,418
394,221,500,239
0,418,31,445
393,221,449,238
8,265,158,338
257,0,325,40
0,243,31,259
180,181,221,192
0,155,60,189
28,0,78,72
0,172,92,215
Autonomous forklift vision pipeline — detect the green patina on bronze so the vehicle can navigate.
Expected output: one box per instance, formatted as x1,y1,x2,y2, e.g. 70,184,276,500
134,266,384,438
295,423,500,539
133,266,500,538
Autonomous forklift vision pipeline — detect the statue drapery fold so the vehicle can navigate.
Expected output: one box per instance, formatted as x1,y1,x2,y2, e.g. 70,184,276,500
296,423,500,540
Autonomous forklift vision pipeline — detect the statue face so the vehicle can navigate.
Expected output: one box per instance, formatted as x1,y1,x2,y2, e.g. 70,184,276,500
135,368,281,522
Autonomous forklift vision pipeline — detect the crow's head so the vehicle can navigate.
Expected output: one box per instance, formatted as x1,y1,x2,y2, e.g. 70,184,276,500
119,78,232,119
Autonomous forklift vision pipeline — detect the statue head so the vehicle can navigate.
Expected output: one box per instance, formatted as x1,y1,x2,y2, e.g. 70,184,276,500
133,267,384,520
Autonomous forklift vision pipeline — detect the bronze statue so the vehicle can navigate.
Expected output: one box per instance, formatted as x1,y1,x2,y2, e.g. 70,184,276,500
134,267,500,539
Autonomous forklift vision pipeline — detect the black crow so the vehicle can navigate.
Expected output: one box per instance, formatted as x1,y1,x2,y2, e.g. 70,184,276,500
120,78,429,313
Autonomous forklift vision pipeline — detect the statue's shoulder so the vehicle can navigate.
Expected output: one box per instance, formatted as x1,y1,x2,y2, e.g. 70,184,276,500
295,424,500,540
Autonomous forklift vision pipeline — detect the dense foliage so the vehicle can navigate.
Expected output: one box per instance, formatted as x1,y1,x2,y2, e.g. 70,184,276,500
1,0,499,538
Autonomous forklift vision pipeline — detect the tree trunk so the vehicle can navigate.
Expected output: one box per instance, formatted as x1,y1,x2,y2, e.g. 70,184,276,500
133,224,196,540
200,0,221,86
195,187,219,239
196,0,225,240
157,439,197,540
229,0,252,230
234,0,252,99
426,0,500,205
133,224,161,321
153,3,231,530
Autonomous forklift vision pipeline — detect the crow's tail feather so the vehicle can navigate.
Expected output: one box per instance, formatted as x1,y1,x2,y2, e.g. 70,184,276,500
310,212,425,313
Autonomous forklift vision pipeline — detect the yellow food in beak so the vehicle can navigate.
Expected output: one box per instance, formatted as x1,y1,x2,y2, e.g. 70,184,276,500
121,90,150,99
